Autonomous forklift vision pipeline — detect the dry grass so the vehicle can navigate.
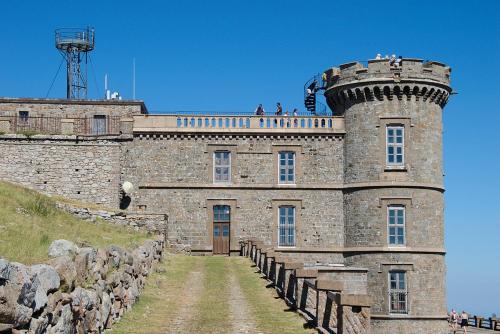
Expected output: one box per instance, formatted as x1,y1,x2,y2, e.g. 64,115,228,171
109,255,200,334
110,255,312,333
191,257,231,333
0,181,150,264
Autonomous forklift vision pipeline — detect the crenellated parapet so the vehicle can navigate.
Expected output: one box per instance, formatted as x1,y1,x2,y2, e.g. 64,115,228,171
323,59,452,113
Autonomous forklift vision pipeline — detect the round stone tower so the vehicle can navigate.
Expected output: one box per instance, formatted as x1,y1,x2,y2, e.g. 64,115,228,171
323,58,452,334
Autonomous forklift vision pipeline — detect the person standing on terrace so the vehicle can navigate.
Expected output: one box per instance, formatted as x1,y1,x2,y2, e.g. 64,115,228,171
254,104,265,116
275,102,282,116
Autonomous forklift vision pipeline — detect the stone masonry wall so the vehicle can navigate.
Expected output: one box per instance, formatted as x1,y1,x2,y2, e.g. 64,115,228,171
344,188,444,248
0,238,164,333
123,135,344,187
0,99,144,118
121,135,345,254
140,188,344,254
0,135,124,207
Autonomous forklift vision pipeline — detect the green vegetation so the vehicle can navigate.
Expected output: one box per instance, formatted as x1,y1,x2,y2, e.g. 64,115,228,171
110,255,199,333
0,181,150,264
111,255,310,334
233,257,311,334
18,130,40,137
192,257,231,332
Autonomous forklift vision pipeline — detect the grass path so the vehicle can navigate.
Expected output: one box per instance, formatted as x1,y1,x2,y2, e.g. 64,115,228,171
110,255,200,333
111,255,312,334
228,263,258,333
232,257,314,334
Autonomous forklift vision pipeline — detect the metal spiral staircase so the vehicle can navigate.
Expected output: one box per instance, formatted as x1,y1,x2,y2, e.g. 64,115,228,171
303,74,329,116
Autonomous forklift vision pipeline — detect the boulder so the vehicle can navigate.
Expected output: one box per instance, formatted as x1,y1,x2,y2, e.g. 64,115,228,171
48,257,76,292
0,285,19,323
92,250,108,281
100,292,111,329
0,259,10,280
47,304,72,334
13,303,33,328
48,240,78,259
29,315,49,334
107,245,124,269
31,264,60,312
82,308,98,333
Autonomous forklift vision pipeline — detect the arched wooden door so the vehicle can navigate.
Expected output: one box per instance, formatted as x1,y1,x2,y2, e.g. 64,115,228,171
213,205,230,255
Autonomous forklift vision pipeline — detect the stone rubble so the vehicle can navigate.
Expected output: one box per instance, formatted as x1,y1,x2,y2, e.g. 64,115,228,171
55,202,167,234
0,237,164,333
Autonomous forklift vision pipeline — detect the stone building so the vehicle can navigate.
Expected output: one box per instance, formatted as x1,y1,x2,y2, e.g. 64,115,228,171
0,57,452,333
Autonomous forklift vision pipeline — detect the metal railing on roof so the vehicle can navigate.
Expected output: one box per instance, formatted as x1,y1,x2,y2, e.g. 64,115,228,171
3,116,121,136
150,110,331,117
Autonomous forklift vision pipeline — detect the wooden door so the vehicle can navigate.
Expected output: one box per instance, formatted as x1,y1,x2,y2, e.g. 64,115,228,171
213,223,230,255
213,205,230,255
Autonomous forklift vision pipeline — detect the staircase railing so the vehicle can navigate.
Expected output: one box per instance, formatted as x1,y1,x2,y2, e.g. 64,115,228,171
303,74,329,116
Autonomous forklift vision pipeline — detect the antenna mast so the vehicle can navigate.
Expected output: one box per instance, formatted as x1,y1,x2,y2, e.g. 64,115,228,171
55,27,95,99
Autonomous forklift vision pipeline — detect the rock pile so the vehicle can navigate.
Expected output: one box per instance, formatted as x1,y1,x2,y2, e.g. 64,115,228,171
55,202,167,233
0,237,164,333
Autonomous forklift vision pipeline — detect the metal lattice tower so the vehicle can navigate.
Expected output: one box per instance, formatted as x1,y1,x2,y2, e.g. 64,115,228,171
55,27,95,99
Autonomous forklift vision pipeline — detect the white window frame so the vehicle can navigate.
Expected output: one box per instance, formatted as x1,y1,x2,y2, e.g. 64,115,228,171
278,151,295,184
278,206,296,247
387,205,406,246
386,125,404,166
213,151,231,183
388,271,408,314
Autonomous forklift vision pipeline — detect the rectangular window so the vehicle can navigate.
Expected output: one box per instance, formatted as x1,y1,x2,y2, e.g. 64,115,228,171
388,205,405,246
278,206,295,247
386,126,404,166
213,205,230,222
92,115,107,135
214,151,231,183
18,111,29,122
279,151,295,184
389,271,408,314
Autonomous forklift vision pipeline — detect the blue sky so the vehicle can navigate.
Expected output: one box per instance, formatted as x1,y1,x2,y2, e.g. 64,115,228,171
1,0,499,315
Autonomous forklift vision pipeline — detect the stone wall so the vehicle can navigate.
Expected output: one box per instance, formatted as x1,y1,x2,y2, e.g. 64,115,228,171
0,238,164,333
123,135,344,187
55,202,168,234
122,135,345,255
0,135,125,207
0,98,145,118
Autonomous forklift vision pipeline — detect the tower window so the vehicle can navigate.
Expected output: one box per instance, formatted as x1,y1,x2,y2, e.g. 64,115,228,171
278,151,295,184
389,271,408,314
386,125,404,166
214,151,231,183
388,205,405,246
278,206,295,247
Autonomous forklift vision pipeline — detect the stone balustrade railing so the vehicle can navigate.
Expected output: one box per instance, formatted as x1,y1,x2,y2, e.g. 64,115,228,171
133,114,345,134
240,239,371,334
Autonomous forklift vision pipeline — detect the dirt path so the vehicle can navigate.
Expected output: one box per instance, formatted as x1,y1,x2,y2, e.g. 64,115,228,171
228,265,259,334
111,255,310,334
165,269,205,333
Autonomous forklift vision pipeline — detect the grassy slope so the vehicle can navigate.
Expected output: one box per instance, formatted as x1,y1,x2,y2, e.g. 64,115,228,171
0,181,150,264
